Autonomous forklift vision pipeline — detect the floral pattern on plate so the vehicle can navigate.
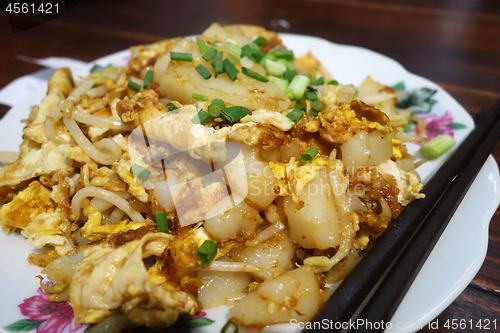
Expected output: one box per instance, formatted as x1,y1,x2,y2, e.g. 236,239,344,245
5,280,215,333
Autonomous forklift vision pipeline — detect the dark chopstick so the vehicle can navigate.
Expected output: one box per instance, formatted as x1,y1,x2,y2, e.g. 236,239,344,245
304,99,500,333
353,101,500,332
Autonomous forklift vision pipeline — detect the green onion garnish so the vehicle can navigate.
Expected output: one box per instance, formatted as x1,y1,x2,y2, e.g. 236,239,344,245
127,80,141,92
192,93,208,101
286,108,304,124
253,36,267,47
196,65,212,80
278,58,295,72
228,43,242,63
310,77,325,86
310,100,323,115
170,52,193,62
241,50,257,63
273,50,295,60
241,42,264,62
221,106,251,122
143,70,154,88
221,321,239,333
269,76,289,91
258,53,277,67
208,98,225,118
211,52,224,77
207,40,220,46
265,59,286,77
286,75,311,100
304,91,318,101
191,110,210,125
202,47,218,62
197,240,217,266
241,67,269,82
129,164,151,180
166,102,178,111
197,39,208,54
254,49,265,62
223,58,239,81
156,211,169,232
301,147,319,163
282,70,298,82
419,135,456,160
22,133,25,139
328,80,339,85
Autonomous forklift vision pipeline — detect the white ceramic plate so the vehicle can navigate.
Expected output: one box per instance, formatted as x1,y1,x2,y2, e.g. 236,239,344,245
0,34,498,333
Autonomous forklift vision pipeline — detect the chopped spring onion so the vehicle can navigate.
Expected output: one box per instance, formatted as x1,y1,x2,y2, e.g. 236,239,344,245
419,135,455,160
253,36,267,47
192,93,208,101
143,70,154,88
258,53,277,67
208,98,225,118
286,75,311,100
191,110,210,125
301,147,319,164
294,102,305,111
241,50,257,63
328,79,339,85
196,64,212,80
222,106,251,122
265,59,286,77
156,211,168,232
166,102,178,111
223,58,239,81
254,49,265,62
282,70,298,82
269,76,289,91
202,47,218,62
304,91,318,101
170,52,193,62
241,56,255,68
225,38,238,45
310,100,323,115
127,80,141,92
310,76,325,86
242,67,269,82
221,321,239,333
207,40,220,46
227,42,242,63
286,108,304,124
129,164,151,180
197,240,217,266
242,42,265,62
211,52,224,76
278,58,295,72
197,39,208,54
273,50,295,60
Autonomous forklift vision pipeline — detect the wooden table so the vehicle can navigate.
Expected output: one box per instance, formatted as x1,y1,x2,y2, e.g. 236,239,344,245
1,0,499,331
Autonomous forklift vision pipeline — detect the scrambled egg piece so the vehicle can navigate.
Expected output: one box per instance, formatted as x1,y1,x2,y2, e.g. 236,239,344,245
0,181,55,230
70,233,199,326
21,212,74,255
317,101,391,144
269,157,335,201
0,142,72,187
378,160,425,206
80,207,149,242
113,160,149,203
240,109,295,131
